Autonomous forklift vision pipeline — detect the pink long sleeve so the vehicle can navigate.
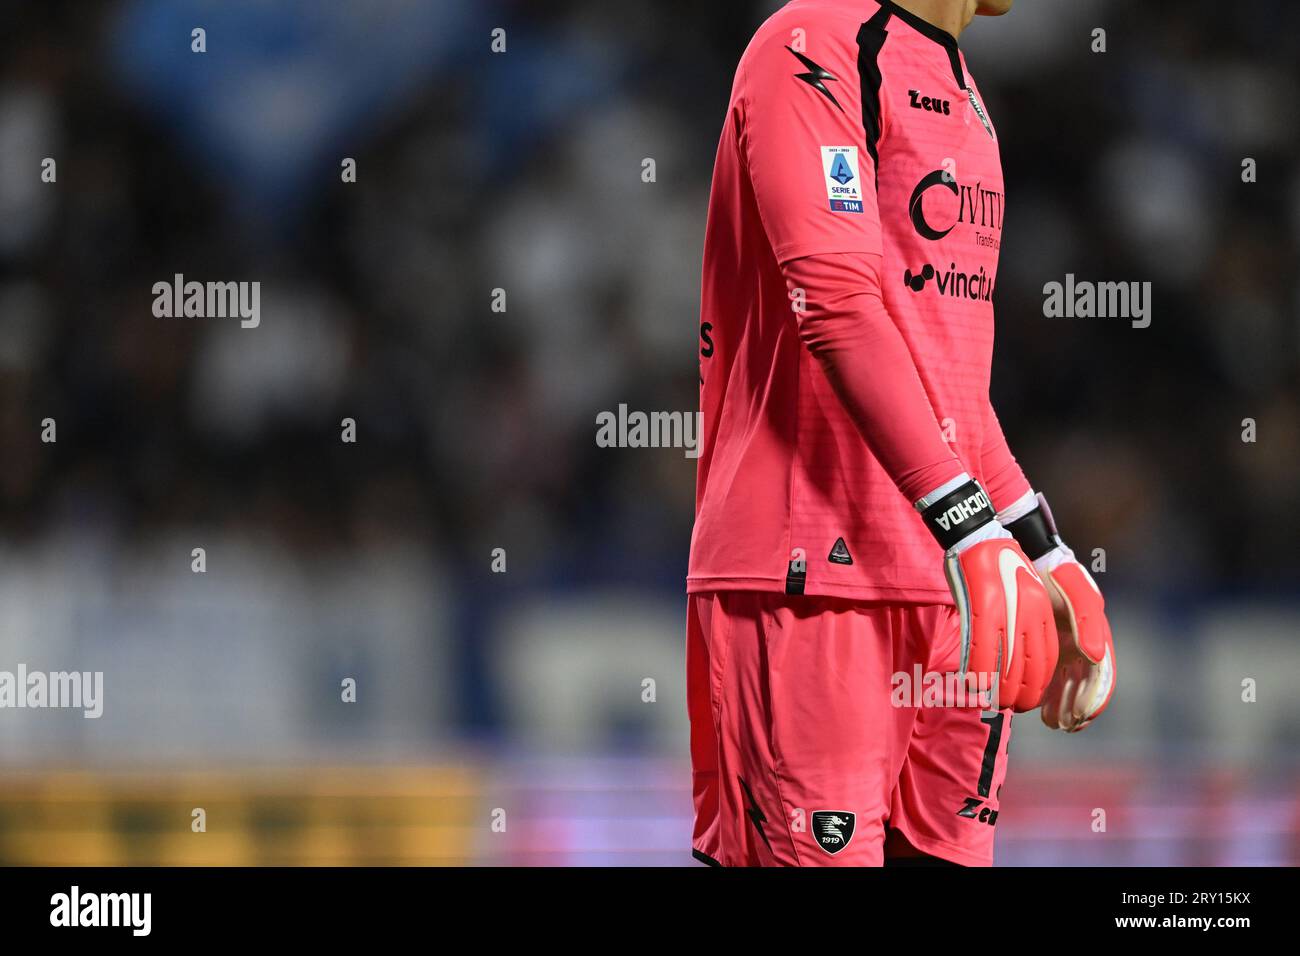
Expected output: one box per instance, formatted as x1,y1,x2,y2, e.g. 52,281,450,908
782,252,964,504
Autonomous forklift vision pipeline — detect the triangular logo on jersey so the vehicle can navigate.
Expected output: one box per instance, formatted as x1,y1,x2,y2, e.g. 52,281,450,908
812,811,856,855
828,152,855,186
828,537,853,565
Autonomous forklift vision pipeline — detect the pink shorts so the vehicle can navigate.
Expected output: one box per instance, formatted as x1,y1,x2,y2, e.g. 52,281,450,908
687,591,1013,867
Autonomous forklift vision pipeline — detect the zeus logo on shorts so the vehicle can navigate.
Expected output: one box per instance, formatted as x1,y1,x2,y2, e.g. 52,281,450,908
821,147,863,213
956,797,999,826
811,810,857,854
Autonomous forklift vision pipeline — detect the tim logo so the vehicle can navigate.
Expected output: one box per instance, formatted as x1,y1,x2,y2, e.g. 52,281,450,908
811,810,856,855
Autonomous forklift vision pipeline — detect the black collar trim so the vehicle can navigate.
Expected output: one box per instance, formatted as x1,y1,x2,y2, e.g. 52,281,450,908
877,1,966,89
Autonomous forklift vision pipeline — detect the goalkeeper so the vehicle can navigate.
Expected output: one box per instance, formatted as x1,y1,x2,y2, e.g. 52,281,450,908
688,0,1116,867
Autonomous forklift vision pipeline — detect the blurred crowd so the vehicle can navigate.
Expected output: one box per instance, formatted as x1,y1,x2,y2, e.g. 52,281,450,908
2,0,1297,588
0,0,1296,746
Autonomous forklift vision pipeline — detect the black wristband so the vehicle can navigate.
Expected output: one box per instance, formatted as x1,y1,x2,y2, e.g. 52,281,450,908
1005,503,1056,561
917,479,995,551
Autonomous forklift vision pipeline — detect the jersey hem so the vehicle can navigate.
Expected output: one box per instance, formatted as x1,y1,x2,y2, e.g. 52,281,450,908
686,575,951,604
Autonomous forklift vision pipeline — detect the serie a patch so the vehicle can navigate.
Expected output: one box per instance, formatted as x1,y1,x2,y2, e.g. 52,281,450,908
821,146,863,213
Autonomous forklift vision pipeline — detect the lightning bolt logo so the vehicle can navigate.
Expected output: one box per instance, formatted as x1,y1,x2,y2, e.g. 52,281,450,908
786,46,844,113
738,776,772,852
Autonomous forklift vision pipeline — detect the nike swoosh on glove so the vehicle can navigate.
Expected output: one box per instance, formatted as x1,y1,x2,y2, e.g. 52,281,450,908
917,477,1059,713
1004,493,1117,732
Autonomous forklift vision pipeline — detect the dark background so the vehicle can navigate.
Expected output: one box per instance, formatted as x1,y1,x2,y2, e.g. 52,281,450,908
0,0,1295,865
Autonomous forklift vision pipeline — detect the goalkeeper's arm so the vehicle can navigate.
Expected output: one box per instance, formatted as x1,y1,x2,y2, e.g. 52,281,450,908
783,251,963,502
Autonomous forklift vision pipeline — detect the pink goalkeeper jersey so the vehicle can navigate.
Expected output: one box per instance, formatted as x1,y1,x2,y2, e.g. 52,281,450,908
689,0,1008,602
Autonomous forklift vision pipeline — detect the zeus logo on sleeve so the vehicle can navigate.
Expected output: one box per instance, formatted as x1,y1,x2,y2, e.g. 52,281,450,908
821,146,863,213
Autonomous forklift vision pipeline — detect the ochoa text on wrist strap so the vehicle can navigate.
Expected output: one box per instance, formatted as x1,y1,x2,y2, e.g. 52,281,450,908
916,478,995,551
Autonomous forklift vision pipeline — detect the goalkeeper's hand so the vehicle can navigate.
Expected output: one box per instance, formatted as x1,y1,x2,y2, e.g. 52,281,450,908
917,477,1059,713
1004,493,1117,732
